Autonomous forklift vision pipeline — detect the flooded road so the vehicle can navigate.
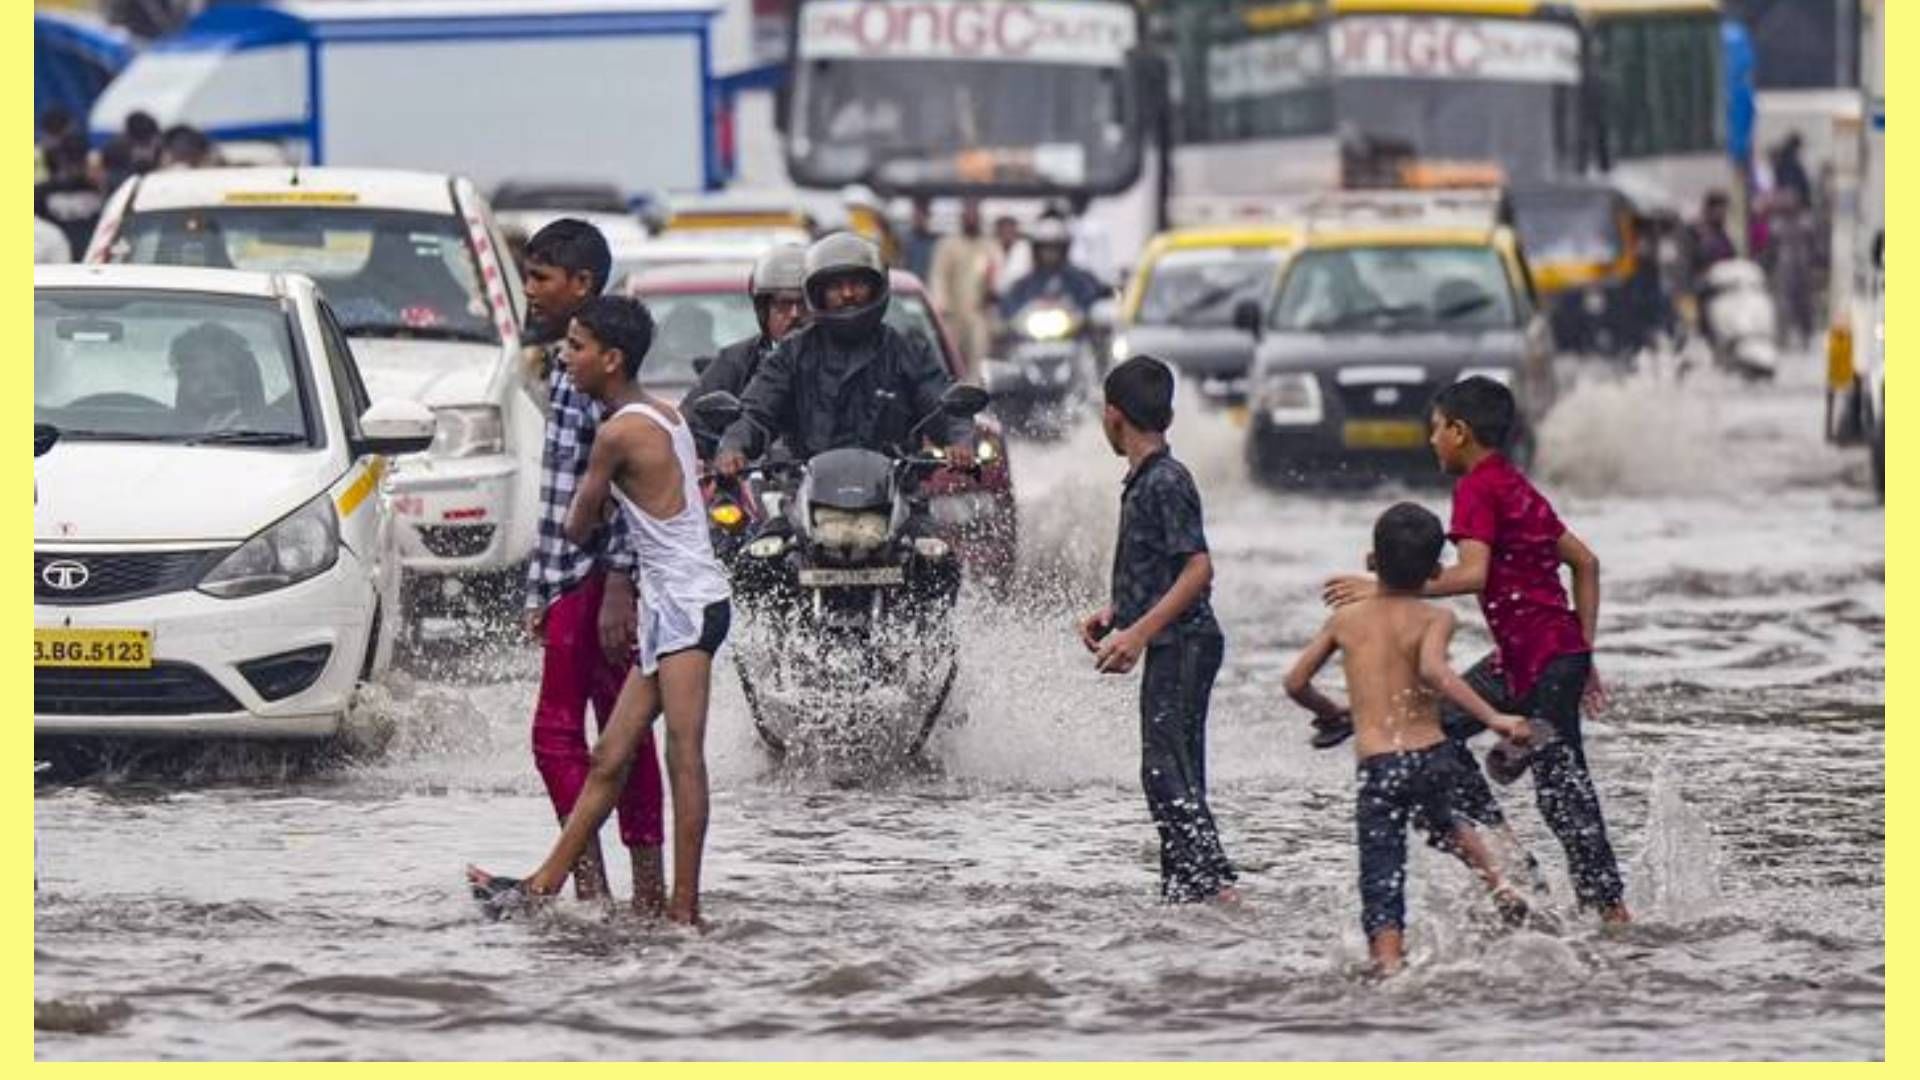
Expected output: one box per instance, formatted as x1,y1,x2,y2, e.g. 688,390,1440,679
35,358,1883,1060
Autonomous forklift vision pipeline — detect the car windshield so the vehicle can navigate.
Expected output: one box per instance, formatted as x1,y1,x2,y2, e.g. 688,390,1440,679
1136,248,1281,327
1272,246,1517,332
631,289,956,383
1511,193,1624,264
114,207,499,344
35,289,314,446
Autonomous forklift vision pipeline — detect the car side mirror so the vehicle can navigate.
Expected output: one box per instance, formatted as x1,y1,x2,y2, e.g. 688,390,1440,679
34,423,59,458
1088,298,1118,332
1232,299,1265,339
941,384,990,418
355,399,435,457
689,390,744,434
692,355,713,376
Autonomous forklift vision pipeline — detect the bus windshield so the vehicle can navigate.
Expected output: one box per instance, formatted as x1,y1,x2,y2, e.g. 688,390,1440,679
786,0,1143,193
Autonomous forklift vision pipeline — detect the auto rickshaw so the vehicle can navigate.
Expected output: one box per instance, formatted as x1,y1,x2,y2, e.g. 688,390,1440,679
1508,182,1663,358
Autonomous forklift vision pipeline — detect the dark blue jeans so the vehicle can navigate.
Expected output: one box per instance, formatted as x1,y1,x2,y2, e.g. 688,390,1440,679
1139,631,1237,902
1356,743,1465,936
1439,651,1625,909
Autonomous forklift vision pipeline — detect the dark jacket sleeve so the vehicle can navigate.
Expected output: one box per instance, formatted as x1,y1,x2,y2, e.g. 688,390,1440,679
897,331,970,447
682,338,752,408
718,336,797,459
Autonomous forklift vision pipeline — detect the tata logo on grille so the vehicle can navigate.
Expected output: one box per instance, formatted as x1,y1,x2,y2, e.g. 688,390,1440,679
42,560,90,591
1373,387,1402,406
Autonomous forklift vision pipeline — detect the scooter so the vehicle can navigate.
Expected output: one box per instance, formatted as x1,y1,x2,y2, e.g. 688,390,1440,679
1700,259,1780,381
687,386,990,768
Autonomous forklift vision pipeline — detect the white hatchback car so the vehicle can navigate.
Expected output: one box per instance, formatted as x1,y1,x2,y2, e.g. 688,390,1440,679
34,264,434,738
88,167,538,628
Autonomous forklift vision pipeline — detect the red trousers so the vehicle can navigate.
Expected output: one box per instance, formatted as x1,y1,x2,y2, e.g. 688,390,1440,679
531,570,663,849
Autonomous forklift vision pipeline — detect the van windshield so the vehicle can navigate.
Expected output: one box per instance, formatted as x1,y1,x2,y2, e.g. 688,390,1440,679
115,207,499,345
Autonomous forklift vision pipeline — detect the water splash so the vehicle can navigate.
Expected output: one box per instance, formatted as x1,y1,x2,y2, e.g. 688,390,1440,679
1625,757,1726,923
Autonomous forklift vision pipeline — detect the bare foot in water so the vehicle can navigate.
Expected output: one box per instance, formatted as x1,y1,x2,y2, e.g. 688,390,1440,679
1213,886,1244,906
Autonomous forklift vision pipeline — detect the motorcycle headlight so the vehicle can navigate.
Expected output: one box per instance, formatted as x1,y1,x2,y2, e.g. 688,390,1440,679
745,536,787,559
1023,308,1076,341
1458,367,1514,387
976,438,999,464
1260,372,1323,426
429,405,505,459
710,504,746,531
1110,334,1132,364
1582,288,1607,316
812,507,890,553
198,492,340,598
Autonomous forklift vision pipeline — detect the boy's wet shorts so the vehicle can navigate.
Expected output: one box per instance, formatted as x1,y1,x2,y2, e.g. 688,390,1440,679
642,599,732,674
1355,742,1467,936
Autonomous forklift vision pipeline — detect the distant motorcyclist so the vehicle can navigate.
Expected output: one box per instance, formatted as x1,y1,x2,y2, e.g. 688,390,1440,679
998,216,1108,320
713,231,975,477
683,243,808,410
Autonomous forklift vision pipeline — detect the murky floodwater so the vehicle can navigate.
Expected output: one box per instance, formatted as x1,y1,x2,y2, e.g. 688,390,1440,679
36,353,1883,1060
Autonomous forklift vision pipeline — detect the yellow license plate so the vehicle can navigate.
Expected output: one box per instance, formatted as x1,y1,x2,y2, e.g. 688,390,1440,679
1343,420,1428,450
34,628,152,669
1225,404,1251,429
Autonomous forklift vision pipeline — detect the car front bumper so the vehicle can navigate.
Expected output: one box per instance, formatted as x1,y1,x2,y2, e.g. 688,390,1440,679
34,553,375,739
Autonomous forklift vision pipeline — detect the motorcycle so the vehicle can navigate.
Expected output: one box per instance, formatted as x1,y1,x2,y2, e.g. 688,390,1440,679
1699,259,1780,382
687,385,991,768
982,296,1096,440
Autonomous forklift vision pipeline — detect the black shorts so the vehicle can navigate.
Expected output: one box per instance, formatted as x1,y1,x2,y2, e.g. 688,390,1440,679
649,599,732,668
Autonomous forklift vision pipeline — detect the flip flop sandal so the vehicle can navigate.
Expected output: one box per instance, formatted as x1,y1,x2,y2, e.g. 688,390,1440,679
1310,711,1354,750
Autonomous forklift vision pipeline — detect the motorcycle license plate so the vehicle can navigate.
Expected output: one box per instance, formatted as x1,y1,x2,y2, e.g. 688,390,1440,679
1342,420,1427,450
798,567,906,588
34,628,152,669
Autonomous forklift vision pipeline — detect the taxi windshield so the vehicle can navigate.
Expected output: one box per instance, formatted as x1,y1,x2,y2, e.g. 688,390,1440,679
1272,246,1517,332
1137,248,1281,327
35,289,315,446
116,207,498,345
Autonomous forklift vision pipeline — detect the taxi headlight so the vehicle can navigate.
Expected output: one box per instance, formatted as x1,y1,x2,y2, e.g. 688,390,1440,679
198,493,339,598
429,405,505,459
1260,371,1323,425
1022,307,1077,341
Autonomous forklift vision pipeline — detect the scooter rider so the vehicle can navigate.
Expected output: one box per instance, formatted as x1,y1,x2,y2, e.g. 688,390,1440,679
713,232,975,476
998,216,1107,320
683,243,808,450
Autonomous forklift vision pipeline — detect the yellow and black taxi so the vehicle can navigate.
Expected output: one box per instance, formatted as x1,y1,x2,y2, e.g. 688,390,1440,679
1111,223,1296,413
1244,191,1556,485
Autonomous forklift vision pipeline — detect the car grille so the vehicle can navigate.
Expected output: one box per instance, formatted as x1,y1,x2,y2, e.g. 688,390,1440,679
417,525,496,559
36,662,244,716
1337,379,1437,420
34,549,226,605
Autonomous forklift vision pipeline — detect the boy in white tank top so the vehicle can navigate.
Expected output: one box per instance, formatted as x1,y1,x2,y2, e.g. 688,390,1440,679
470,296,728,926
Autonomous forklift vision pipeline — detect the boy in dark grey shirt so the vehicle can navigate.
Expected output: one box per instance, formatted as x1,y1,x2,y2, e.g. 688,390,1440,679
1080,356,1238,903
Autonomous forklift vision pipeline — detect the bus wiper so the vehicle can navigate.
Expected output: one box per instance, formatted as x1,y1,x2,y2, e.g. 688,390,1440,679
348,322,496,344
187,430,307,446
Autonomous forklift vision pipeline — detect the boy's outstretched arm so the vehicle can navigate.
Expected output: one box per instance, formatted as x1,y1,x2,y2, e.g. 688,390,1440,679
1322,541,1489,607
564,421,624,546
1557,529,1601,646
1095,552,1212,674
1284,623,1345,719
1418,610,1529,741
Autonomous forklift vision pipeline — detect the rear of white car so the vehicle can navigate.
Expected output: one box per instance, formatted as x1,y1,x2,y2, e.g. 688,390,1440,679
88,167,539,626
34,265,430,738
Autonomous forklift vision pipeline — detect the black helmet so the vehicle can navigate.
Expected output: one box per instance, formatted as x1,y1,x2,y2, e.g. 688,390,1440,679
749,242,807,336
803,231,889,345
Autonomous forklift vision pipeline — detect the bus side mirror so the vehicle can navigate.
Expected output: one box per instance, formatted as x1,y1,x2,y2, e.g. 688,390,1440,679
1129,50,1169,130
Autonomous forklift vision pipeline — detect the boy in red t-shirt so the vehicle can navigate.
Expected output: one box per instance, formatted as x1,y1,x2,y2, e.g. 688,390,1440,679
1326,377,1629,924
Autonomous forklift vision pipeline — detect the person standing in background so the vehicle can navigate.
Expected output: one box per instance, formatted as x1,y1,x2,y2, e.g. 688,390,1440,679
930,199,999,376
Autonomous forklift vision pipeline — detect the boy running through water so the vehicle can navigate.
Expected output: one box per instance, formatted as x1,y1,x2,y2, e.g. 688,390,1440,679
1325,377,1630,923
516,219,664,910
1287,503,1537,975
473,296,730,925
1079,356,1238,904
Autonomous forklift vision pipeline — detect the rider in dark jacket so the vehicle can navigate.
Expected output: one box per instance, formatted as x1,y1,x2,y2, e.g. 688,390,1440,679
998,215,1107,319
685,244,807,457
714,232,975,474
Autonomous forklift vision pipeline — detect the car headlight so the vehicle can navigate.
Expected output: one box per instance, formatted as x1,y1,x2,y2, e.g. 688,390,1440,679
1259,371,1323,426
1110,334,1132,364
976,437,999,464
429,405,505,458
1022,307,1077,341
1458,367,1513,387
198,492,340,598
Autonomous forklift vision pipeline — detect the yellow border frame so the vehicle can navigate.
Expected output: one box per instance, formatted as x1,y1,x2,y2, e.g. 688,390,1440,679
12,0,1895,1068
